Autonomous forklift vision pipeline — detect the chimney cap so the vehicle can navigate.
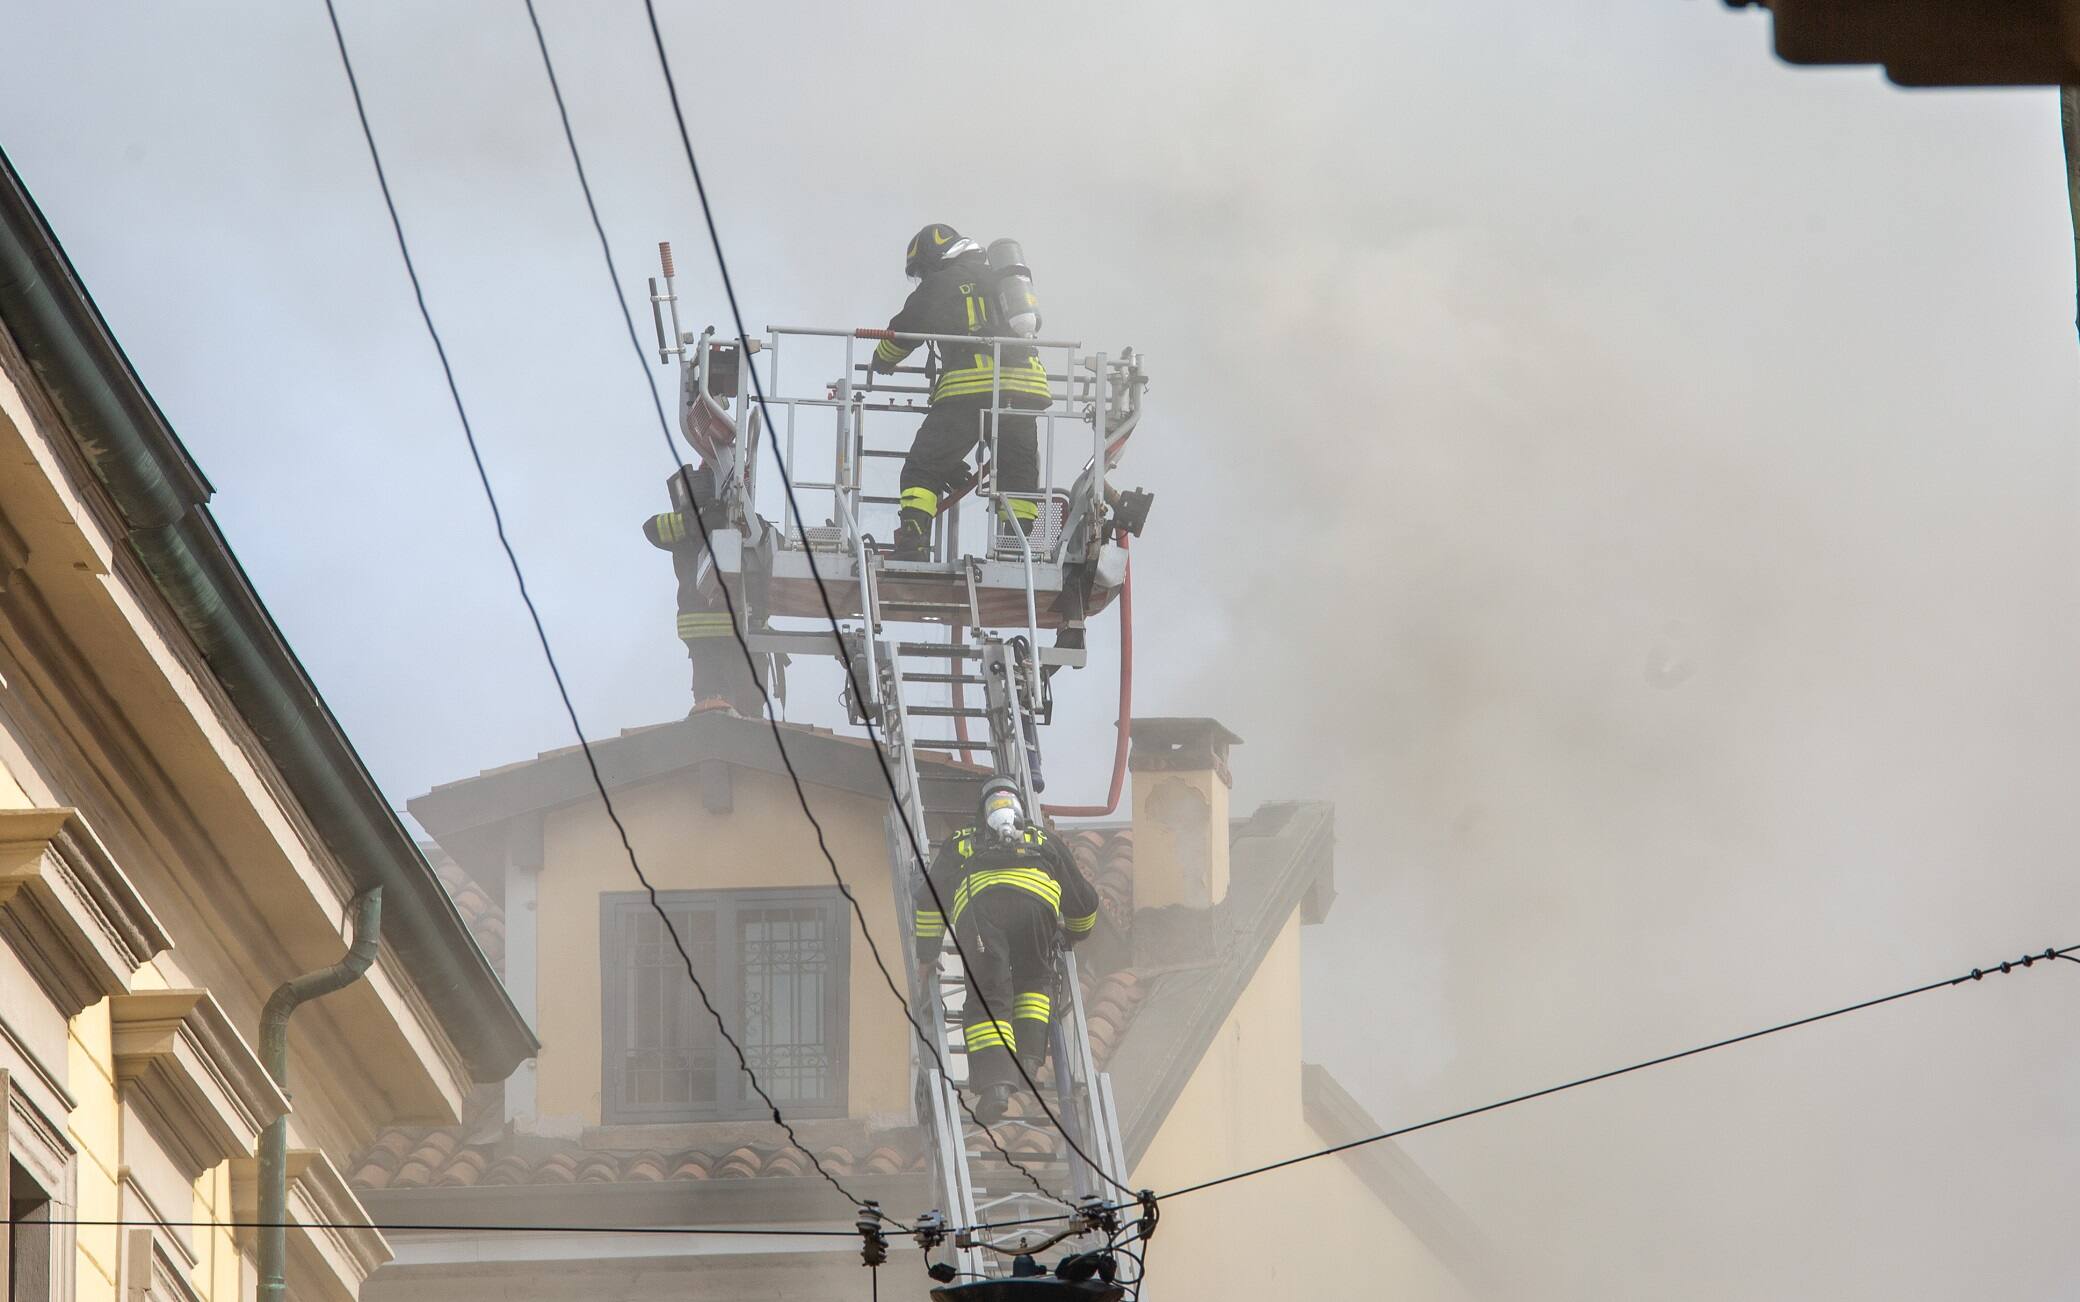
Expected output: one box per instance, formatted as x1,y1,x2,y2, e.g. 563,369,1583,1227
1129,717,1243,784
1131,717,1243,747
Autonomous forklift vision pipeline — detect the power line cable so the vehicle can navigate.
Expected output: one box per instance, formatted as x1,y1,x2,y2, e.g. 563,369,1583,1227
516,0,1059,1205
633,0,1132,1197
1151,942,2080,1204
315,0,875,1219
42,1218,857,1238
940,939,2079,1236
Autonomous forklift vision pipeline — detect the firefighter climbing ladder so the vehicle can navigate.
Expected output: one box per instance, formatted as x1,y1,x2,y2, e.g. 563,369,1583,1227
873,606,1131,1283
649,253,1149,1288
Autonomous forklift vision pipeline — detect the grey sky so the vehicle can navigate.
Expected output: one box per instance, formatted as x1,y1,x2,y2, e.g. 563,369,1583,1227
7,2,2080,1295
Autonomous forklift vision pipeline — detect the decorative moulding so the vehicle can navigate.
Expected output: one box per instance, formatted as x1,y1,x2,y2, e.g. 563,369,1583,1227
108,989,287,1176
0,807,171,1016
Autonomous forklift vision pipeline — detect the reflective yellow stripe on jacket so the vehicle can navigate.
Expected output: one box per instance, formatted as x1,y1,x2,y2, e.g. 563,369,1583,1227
932,354,1051,404
949,868,1062,930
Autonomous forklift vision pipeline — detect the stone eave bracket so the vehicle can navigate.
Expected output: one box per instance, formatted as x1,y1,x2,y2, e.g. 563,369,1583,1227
0,807,172,1015
232,1148,392,1302
110,988,288,1175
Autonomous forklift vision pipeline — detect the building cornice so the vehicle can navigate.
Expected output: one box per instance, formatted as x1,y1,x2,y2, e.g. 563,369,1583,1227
0,806,170,1015
108,988,288,1175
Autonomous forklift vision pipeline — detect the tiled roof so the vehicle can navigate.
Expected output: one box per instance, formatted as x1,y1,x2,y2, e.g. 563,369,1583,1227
422,844,505,975
1079,964,1150,1067
351,1128,933,1192
350,967,1149,1195
435,717,988,793
1061,825,1133,927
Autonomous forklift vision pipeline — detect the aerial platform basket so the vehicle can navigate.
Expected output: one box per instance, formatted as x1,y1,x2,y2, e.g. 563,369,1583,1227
649,251,1149,646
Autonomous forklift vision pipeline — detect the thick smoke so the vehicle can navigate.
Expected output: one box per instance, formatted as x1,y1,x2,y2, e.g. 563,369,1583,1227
10,1,2080,1294
1106,33,2080,1302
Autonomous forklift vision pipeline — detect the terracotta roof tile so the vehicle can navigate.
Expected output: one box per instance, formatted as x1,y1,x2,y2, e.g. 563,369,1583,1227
483,1154,536,1186
421,844,506,975
1061,826,1133,925
862,1146,908,1176
1079,966,1151,1068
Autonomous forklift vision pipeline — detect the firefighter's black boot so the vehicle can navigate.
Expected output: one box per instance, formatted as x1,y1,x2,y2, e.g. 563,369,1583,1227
974,1083,1014,1124
893,508,932,562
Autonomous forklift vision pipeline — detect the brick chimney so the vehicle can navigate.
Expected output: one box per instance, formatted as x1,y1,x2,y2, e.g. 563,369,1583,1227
1128,718,1243,912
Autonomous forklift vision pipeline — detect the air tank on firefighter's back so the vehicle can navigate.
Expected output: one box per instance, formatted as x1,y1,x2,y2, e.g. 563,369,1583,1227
987,238,1042,338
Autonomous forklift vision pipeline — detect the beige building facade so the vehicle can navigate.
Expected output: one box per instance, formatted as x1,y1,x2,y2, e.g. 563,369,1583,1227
0,150,532,1301
356,715,1501,1299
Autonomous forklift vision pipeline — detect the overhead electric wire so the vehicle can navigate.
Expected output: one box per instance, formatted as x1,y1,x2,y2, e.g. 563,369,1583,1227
43,1217,858,1238
633,0,1132,1198
515,0,1059,1206
315,0,875,1219
934,939,2080,1239
1149,942,2080,1204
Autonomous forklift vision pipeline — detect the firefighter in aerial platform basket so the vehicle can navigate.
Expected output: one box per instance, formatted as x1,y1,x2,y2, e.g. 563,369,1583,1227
870,223,1051,562
642,464,775,716
914,776,1100,1124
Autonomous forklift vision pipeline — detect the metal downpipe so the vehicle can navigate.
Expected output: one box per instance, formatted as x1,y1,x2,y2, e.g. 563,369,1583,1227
257,887,383,1302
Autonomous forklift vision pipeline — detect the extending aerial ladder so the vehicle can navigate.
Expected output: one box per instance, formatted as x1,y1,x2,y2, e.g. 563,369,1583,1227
649,246,1152,1296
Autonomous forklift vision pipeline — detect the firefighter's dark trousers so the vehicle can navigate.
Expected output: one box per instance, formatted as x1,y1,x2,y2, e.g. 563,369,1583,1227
955,888,1060,1092
898,395,1039,525
681,611,766,716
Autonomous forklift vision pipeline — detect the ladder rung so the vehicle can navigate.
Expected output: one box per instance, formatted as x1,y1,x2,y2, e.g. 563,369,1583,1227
901,672,987,685
906,706,989,718
914,738,993,750
861,448,910,458
859,494,906,505
897,643,982,658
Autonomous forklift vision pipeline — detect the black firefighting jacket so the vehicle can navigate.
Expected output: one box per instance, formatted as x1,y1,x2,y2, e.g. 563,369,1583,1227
912,823,1100,962
872,251,1050,405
